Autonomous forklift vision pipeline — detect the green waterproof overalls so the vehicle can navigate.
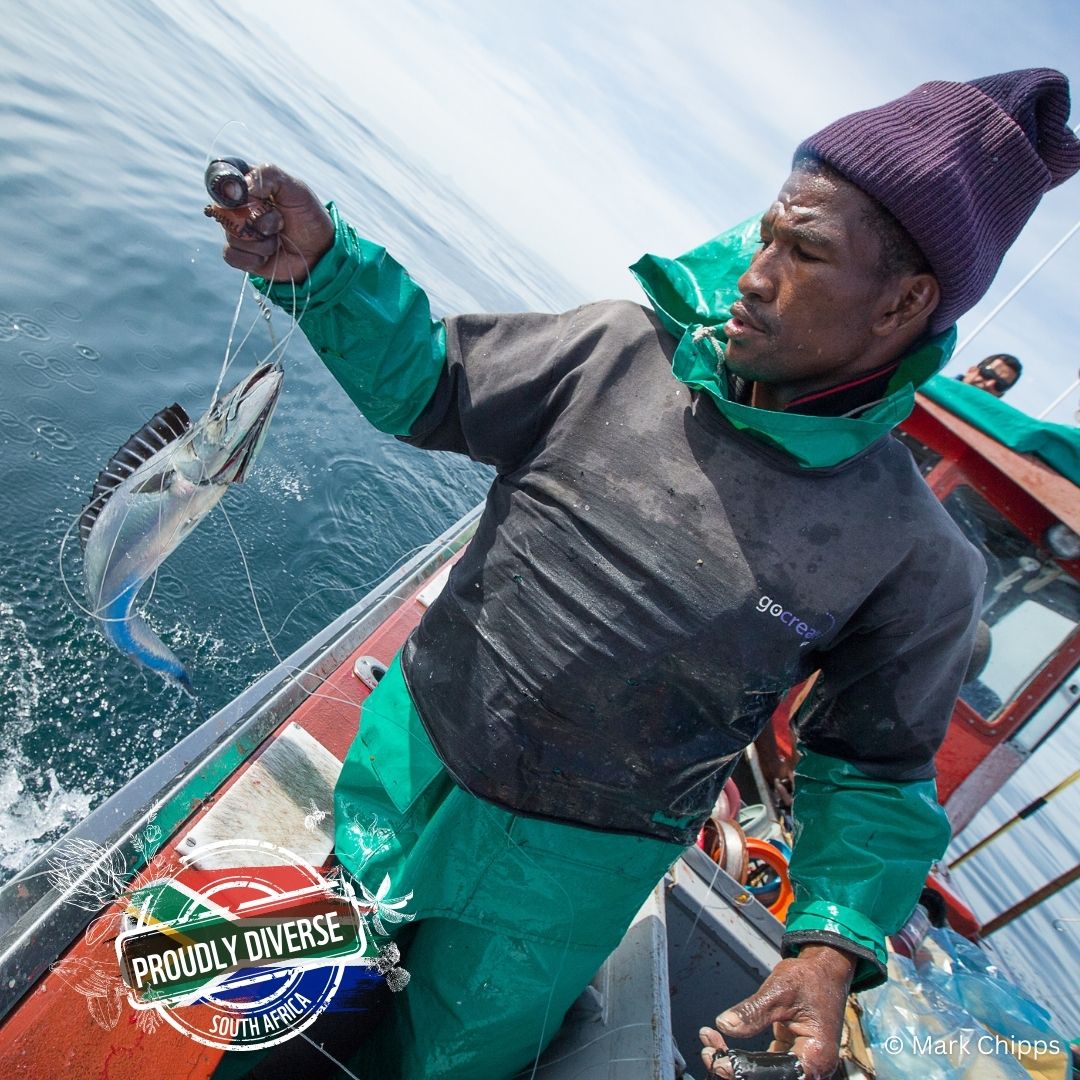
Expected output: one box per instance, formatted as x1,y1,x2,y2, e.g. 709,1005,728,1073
334,656,684,1078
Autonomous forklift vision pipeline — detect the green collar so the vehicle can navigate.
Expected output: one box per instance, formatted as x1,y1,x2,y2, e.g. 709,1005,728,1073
630,215,956,469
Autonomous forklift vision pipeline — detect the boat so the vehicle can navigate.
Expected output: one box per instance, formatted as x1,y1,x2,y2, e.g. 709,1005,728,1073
1,379,1077,1079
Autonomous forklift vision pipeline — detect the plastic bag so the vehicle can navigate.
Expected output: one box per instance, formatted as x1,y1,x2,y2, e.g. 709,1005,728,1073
859,927,1067,1080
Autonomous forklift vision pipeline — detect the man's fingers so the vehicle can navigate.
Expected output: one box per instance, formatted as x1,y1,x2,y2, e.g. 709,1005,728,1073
246,163,286,202
227,232,278,259
253,207,285,237
790,1035,837,1079
716,993,777,1038
700,1027,730,1051
222,243,270,274
247,163,321,212
700,1046,734,1078
212,162,332,281
699,1028,732,1078
768,1022,796,1054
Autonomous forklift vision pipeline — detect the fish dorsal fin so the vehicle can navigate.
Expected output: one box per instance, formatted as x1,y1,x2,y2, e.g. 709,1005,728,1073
79,403,191,550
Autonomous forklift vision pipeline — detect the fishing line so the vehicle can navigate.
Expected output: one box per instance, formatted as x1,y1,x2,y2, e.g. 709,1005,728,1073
268,543,429,640
209,179,311,403
204,120,248,175
676,849,727,952
211,258,298,397
222,491,578,1079
210,274,250,405
512,1023,650,1073
251,288,278,349
60,225,306,626
297,1031,363,1080
219,502,368,712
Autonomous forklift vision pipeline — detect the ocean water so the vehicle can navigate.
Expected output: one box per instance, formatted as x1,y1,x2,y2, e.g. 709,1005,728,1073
946,728,1080,1037
0,0,577,881
0,0,1075,1043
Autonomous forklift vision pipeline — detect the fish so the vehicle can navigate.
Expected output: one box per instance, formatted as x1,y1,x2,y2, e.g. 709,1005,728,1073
79,361,284,694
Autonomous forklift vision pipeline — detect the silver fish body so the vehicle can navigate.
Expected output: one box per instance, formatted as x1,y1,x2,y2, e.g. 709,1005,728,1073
79,361,284,693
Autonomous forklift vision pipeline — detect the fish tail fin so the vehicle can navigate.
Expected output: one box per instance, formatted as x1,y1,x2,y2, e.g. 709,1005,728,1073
102,607,195,693
176,669,199,701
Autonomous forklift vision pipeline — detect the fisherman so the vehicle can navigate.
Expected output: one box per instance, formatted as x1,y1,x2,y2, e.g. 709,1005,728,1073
957,352,1024,397
213,69,1080,1080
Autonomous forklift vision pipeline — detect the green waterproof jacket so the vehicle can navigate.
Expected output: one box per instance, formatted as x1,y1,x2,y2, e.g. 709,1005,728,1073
257,206,967,990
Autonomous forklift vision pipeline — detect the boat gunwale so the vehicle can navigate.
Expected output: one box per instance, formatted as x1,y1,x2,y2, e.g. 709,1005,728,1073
0,503,483,1025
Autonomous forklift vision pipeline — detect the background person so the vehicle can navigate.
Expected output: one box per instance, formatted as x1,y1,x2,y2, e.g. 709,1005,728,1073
957,352,1023,396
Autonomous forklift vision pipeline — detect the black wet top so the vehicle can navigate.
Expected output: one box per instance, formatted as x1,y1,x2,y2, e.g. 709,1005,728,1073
399,300,984,842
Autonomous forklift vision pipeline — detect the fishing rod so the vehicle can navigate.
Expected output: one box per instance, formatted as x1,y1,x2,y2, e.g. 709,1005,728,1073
948,765,1080,869
952,217,1080,360
952,118,1080,417
1037,374,1080,420
981,864,1080,936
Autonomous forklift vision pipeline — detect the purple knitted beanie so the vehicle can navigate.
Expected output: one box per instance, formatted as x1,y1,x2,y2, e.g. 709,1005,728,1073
796,68,1080,333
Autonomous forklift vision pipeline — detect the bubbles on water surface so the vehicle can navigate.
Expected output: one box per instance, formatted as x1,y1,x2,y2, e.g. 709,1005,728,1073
252,461,309,503
6,314,50,341
0,765,94,877
0,601,96,876
26,415,77,452
0,600,45,727
47,355,75,380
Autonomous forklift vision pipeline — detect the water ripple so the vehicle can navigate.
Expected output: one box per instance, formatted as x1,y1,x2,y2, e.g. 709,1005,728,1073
8,314,50,341
0,409,36,443
26,415,77,451
46,355,76,381
123,317,150,337
14,364,51,389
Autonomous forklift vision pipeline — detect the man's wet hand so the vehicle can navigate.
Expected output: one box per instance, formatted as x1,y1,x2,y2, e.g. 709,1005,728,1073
213,164,334,284
699,945,855,1079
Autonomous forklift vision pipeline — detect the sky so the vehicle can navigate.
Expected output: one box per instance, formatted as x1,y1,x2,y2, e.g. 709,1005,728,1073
231,0,1080,421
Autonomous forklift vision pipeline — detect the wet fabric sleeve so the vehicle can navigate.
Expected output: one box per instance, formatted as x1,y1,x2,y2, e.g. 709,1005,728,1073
254,203,447,436
402,305,607,473
781,749,952,991
781,579,982,991
256,204,587,471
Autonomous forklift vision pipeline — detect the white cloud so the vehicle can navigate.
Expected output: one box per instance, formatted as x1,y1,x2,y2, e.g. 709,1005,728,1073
233,0,1080,417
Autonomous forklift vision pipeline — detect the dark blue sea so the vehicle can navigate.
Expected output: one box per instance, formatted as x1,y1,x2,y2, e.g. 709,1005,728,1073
0,0,577,874
0,0,1075,1040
